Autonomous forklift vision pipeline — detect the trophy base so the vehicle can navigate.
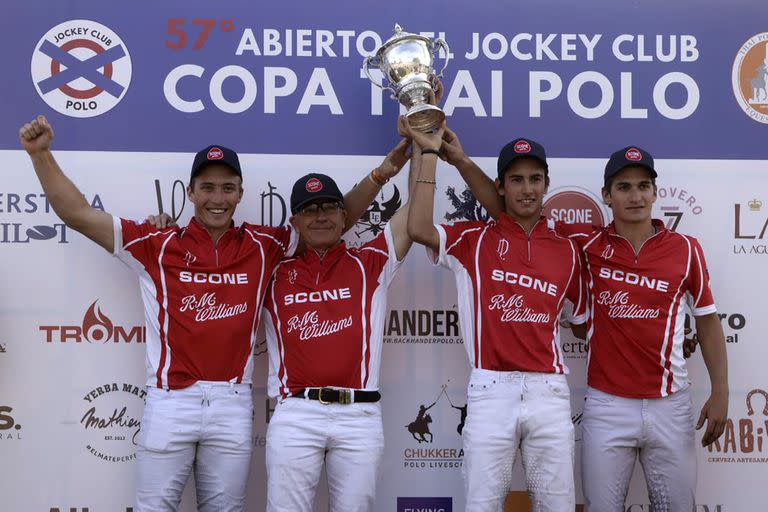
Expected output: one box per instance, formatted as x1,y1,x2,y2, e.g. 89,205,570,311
405,103,445,132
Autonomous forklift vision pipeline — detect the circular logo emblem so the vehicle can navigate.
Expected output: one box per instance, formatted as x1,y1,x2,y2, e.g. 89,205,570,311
543,187,607,226
305,178,323,193
732,33,768,124
31,20,132,118
207,147,224,160
625,148,642,161
513,140,531,153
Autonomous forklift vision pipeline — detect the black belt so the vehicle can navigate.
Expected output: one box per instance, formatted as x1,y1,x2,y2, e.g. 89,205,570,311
291,388,381,405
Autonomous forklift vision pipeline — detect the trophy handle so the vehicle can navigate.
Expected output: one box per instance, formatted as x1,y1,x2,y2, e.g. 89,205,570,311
433,39,451,79
363,56,397,96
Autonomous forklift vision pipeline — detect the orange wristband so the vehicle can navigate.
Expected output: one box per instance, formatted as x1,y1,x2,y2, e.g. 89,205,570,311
370,168,388,186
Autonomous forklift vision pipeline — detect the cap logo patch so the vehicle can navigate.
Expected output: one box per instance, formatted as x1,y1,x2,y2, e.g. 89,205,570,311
305,177,323,193
514,140,531,153
207,147,224,160
625,148,642,161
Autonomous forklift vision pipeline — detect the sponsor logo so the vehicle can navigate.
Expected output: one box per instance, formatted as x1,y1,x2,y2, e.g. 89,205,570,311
39,300,145,344
283,287,351,306
596,291,660,319
706,388,768,463
397,497,452,512
179,271,248,284
286,311,353,341
601,244,615,260
496,239,509,259
80,382,144,463
0,342,5,353
207,147,223,160
444,186,490,223
383,309,462,345
490,269,558,296
0,405,23,440
513,140,531,153
183,250,197,267
732,33,768,124
686,312,746,345
0,191,104,244
179,292,248,322
259,182,288,227
488,293,551,323
543,187,607,226
403,385,465,470
656,184,704,231
625,147,643,161
597,267,669,292
31,20,132,117
733,200,768,254
353,185,401,242
305,177,323,193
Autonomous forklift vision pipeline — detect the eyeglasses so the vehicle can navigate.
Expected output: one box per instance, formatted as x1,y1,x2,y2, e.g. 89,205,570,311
298,201,343,217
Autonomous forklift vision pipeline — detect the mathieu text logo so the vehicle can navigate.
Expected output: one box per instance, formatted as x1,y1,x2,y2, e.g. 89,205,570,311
40,300,145,344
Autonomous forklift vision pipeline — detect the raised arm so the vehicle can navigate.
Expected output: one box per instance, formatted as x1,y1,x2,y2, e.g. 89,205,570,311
342,138,411,232
441,127,504,219
694,312,729,447
19,116,114,252
401,117,444,252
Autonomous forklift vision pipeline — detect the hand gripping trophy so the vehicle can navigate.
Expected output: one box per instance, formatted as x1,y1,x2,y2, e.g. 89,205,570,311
363,24,449,131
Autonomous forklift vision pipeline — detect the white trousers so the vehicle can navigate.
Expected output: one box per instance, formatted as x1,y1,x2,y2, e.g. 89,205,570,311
265,397,385,512
134,382,253,512
462,369,575,512
581,386,697,512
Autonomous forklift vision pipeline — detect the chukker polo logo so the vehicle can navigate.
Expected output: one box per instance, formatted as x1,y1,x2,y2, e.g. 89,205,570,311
732,33,768,124
31,20,132,118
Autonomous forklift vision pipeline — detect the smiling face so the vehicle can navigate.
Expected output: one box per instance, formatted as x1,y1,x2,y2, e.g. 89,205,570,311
290,200,347,252
187,164,243,239
496,157,549,225
602,165,657,225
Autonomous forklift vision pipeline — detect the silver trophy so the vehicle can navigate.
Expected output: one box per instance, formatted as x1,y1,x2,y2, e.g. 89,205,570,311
363,24,450,132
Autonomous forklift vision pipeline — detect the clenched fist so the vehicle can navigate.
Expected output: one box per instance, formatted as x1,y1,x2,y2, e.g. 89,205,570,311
19,115,54,155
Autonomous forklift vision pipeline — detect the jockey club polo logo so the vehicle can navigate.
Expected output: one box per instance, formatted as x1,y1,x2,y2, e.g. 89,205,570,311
80,382,145,463
353,185,401,241
706,388,768,463
444,186,490,223
31,20,132,118
403,384,465,470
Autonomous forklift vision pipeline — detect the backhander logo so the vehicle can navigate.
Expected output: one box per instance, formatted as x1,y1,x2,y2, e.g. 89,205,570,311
39,300,145,344
80,382,145,463
403,385,465,470
706,387,768,463
355,185,401,239
31,20,132,118
732,33,768,124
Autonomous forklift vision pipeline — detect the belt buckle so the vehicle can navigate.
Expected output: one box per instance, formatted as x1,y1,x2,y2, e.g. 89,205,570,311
339,388,352,405
318,388,331,405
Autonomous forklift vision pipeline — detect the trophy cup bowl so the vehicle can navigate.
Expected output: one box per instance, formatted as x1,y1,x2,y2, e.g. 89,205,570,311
364,24,450,132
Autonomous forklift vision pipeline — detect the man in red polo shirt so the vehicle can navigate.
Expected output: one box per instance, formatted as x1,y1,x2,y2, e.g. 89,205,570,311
405,119,587,511
435,131,728,510
262,155,419,510
19,115,410,512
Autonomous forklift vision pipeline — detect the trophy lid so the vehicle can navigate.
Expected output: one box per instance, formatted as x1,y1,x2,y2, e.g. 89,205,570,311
375,23,432,57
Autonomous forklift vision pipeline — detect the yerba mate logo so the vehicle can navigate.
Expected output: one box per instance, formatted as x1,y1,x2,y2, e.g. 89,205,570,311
31,20,132,117
80,382,145,463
